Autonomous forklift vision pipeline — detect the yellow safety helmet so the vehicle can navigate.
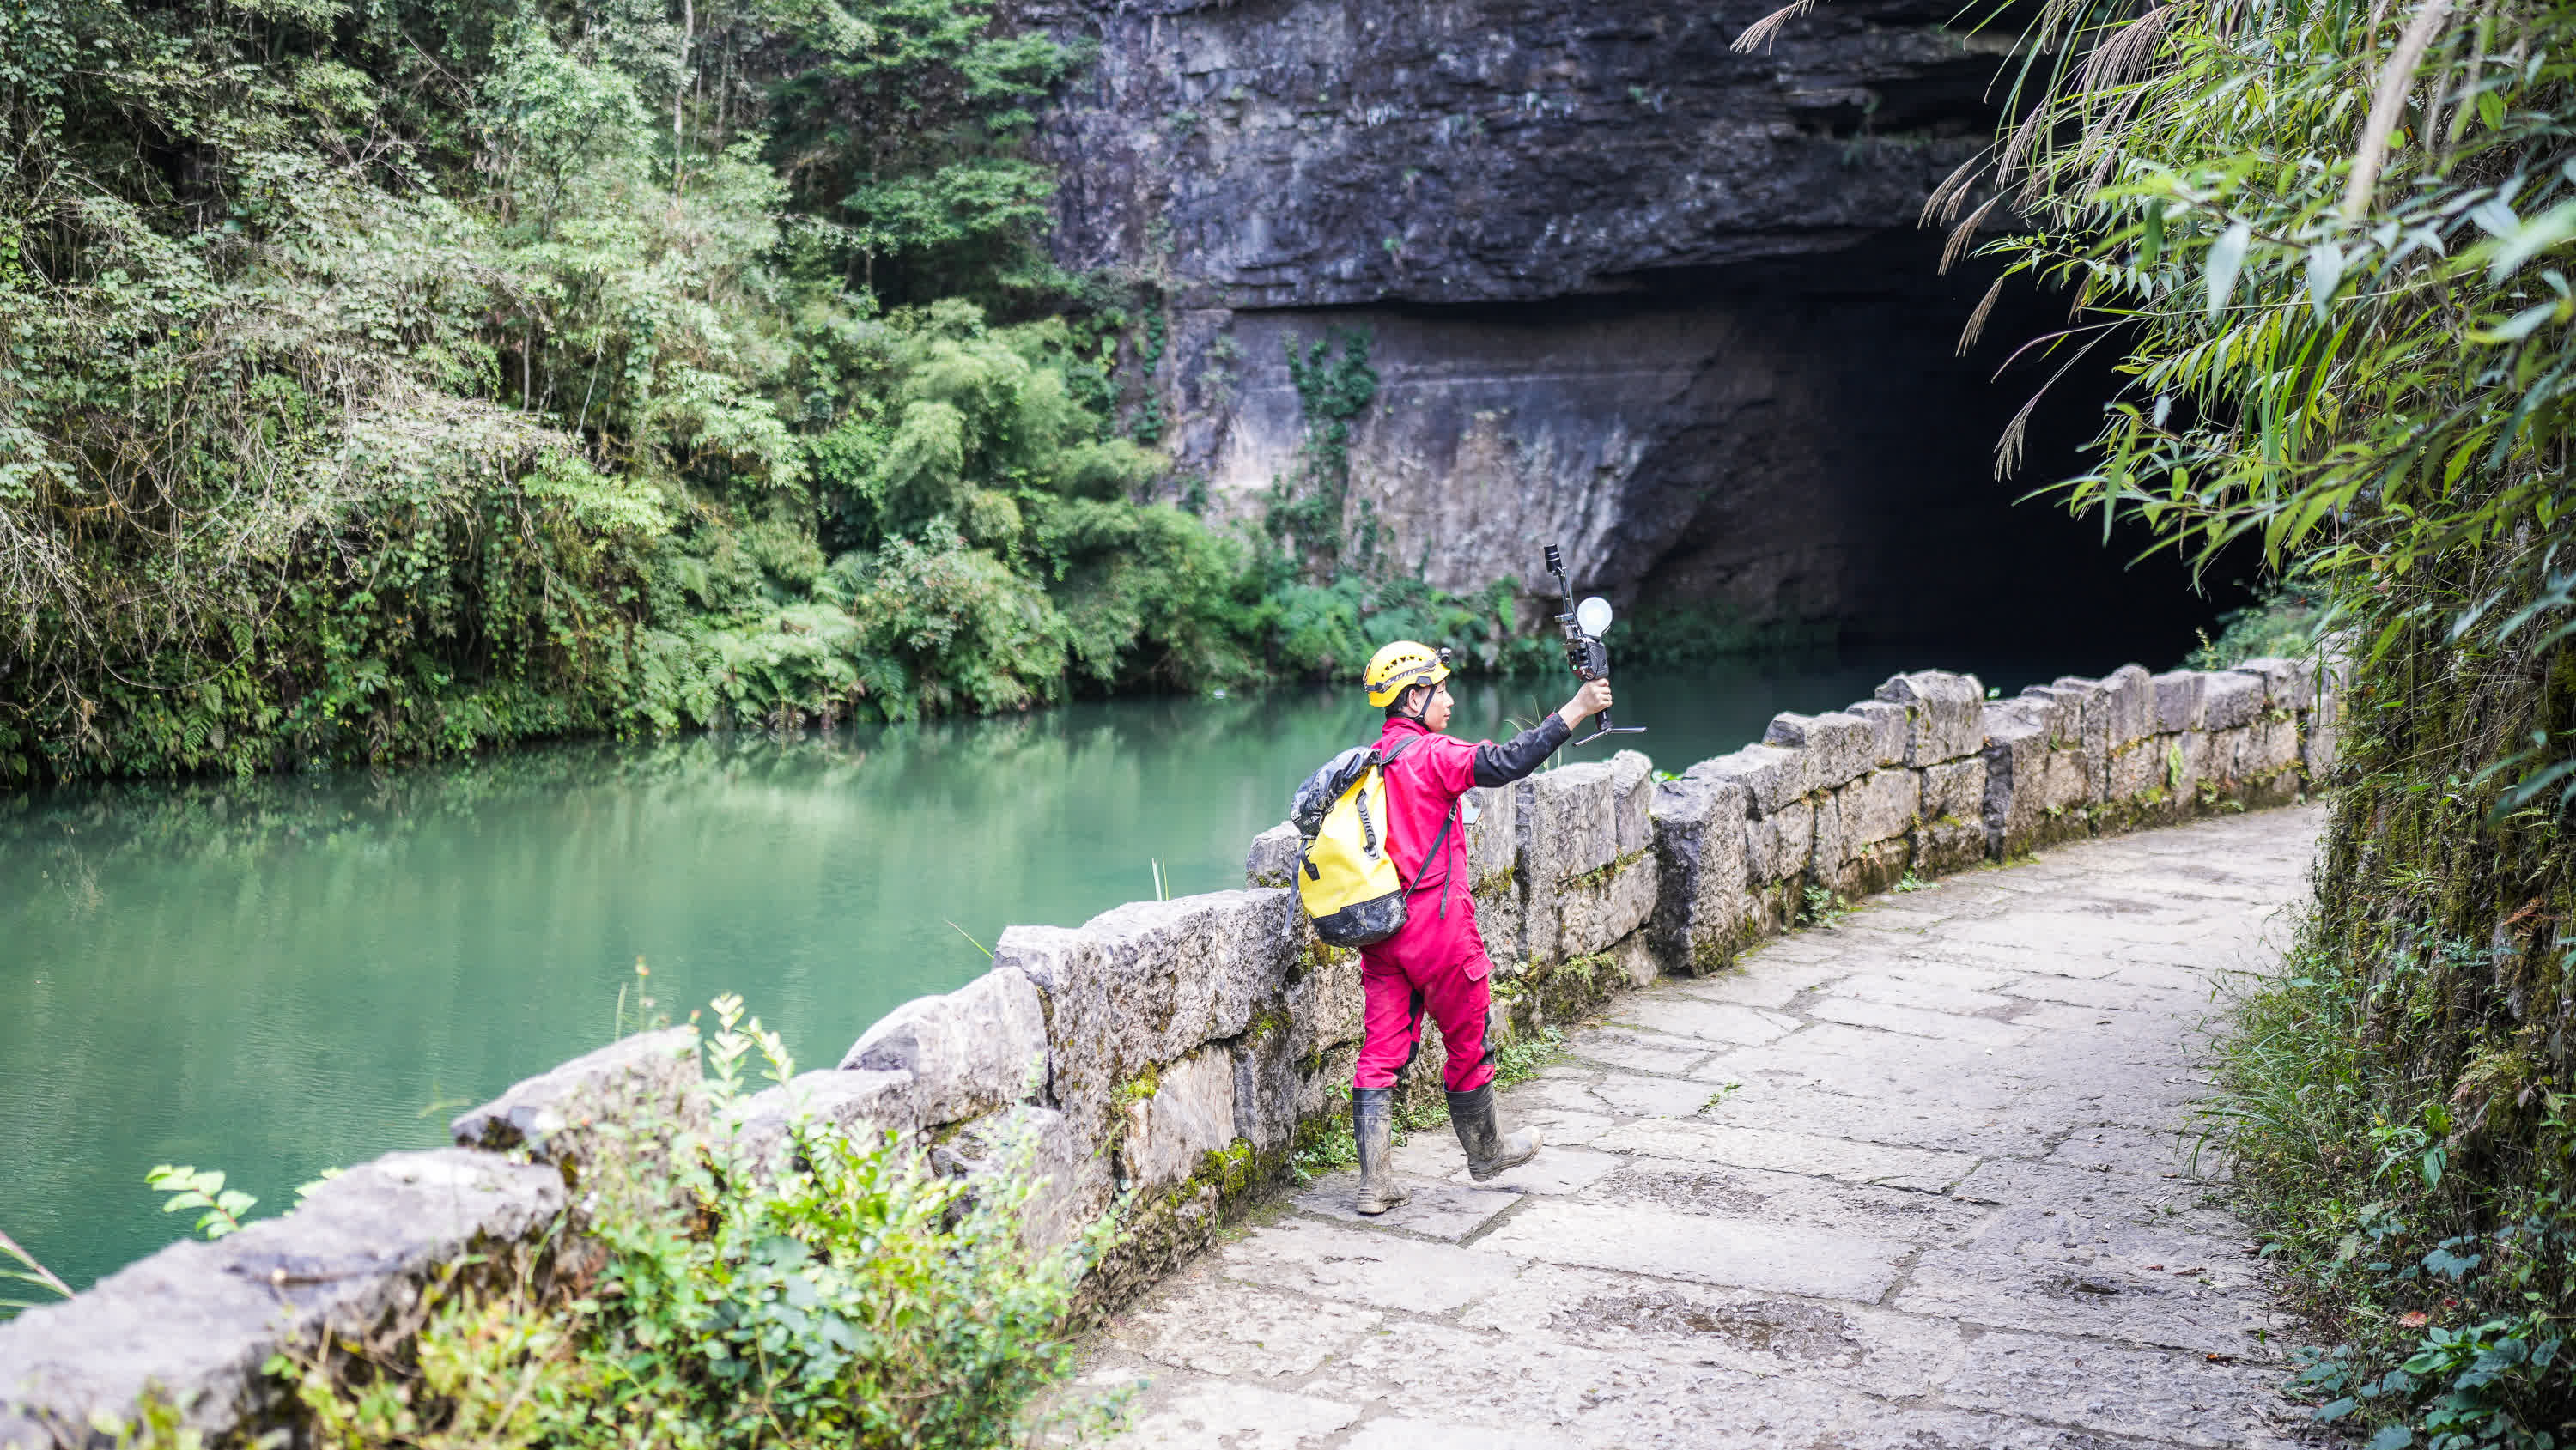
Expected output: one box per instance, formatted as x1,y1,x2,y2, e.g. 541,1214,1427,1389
1364,640,1452,708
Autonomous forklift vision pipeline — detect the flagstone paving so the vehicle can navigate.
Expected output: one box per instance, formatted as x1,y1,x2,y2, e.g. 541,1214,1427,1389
1076,805,2330,1448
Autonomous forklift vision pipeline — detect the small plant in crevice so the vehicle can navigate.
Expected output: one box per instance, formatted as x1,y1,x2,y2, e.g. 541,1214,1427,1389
1895,871,1930,893
1799,883,1850,929
1492,1025,1566,1090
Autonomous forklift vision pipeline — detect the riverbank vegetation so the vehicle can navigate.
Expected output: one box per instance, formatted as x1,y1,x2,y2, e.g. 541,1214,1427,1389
1883,0,2576,1435
0,0,1539,788
239,1001,1109,1447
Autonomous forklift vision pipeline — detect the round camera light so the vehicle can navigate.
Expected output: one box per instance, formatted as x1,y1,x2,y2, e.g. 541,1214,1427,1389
1576,596,1614,635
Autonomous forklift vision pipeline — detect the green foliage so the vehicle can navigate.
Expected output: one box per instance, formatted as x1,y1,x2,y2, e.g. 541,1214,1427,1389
1266,329,1381,578
2214,935,2573,1447
267,996,1119,1447
1893,0,2576,1435
0,1226,71,1316
145,1165,255,1241
2187,568,2333,670
1798,884,1850,929
0,0,1333,783
1491,1024,1566,1089
1255,572,1553,683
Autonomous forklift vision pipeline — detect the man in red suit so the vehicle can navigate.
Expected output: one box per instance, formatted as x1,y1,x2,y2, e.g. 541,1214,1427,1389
1352,640,1613,1215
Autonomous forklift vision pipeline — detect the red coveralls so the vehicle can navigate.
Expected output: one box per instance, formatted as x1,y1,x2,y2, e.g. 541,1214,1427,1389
1354,715,1498,1095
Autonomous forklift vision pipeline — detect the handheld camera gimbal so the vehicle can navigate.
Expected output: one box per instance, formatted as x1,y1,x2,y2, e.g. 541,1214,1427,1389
1545,544,1643,749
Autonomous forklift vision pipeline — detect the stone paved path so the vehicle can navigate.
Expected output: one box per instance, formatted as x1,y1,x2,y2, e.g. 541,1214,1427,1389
1075,805,2330,1449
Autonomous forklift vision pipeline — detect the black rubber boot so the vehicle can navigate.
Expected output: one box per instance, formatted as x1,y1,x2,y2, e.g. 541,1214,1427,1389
1448,1083,1542,1180
1352,1088,1409,1216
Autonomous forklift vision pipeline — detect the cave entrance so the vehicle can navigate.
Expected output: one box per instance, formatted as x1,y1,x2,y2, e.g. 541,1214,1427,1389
1278,228,2257,676
1598,230,2253,670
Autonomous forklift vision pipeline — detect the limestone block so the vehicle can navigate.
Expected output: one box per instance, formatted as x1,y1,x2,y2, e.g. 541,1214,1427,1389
1606,931,1662,989
2047,674,2113,749
1229,1013,1308,1154
2304,695,2341,777
2238,716,2301,780
1550,853,1657,960
1824,833,1913,899
1284,935,1365,1056
1246,822,1301,888
2159,732,2203,803
1981,698,2094,852
1874,670,1986,765
1922,757,1984,824
840,966,1049,1128
2201,671,2264,731
1517,858,1556,971
1519,762,1619,886
2106,737,2162,804
726,1068,919,1170
1809,789,1844,879
1688,743,1803,815
2038,679,2112,798
451,1027,703,1168
1978,702,2050,852
2097,664,2155,748
1463,781,1517,888
1468,872,1526,969
2197,726,2247,785
1649,774,1752,976
1117,1045,1239,1193
997,889,1299,1144
2032,745,2096,813
0,1149,562,1446
1912,815,1988,874
1745,799,1814,884
2237,655,2319,710
2149,670,2205,733
1089,890,1301,1051
1607,749,1655,856
1850,700,1911,767
943,1104,1109,1253
2014,684,2080,745
1835,768,1921,851
1764,711,1875,794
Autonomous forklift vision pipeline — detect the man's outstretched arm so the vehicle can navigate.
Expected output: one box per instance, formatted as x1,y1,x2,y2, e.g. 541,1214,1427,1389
1470,679,1614,786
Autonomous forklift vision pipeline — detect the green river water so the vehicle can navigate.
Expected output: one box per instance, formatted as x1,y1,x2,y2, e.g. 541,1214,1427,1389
2,648,2119,1290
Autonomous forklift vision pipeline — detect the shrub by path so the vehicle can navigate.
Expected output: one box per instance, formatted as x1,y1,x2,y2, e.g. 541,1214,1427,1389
1074,804,2331,1448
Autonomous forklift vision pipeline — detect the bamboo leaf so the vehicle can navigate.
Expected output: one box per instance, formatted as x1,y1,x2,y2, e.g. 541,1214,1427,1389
2207,222,2252,318
2486,200,2576,282
2306,242,2344,323
2469,302,2557,343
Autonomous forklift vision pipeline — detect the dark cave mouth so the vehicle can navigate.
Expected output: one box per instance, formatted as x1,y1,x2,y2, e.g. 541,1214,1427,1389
1225,232,2258,676
1559,232,2258,671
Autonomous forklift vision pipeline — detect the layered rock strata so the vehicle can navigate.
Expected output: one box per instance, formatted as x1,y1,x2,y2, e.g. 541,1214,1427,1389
0,657,2336,1447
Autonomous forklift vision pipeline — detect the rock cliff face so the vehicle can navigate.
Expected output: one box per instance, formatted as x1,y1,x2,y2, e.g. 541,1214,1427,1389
1031,0,2208,650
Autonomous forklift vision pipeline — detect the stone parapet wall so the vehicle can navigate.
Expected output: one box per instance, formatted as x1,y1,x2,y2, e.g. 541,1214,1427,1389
0,658,2335,1447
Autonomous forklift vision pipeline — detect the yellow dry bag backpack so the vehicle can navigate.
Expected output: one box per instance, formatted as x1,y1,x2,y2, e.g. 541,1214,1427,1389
1287,738,1455,948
